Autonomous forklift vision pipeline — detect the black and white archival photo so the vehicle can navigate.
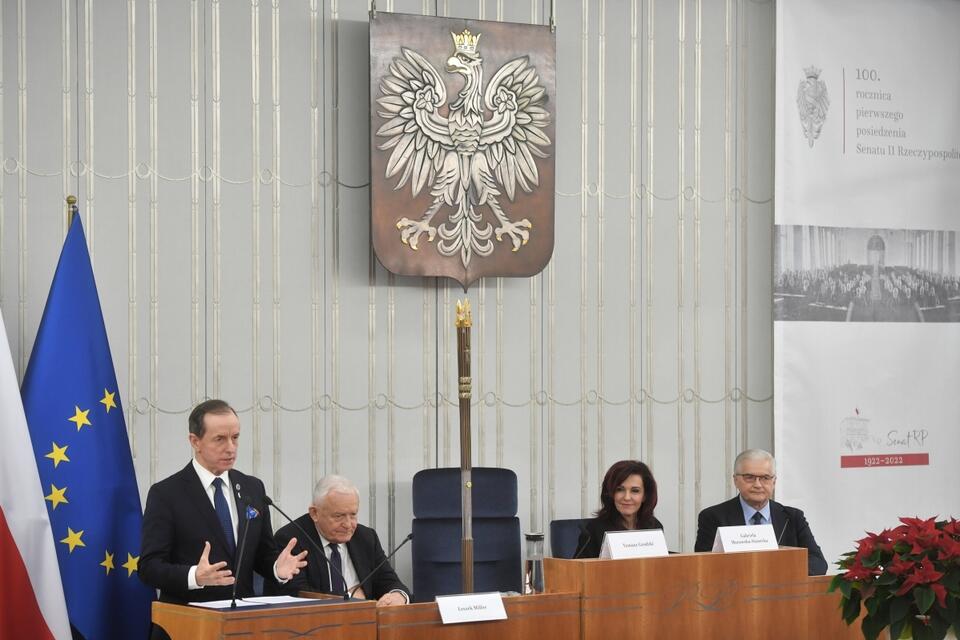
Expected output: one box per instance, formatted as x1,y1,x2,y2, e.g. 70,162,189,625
774,225,960,322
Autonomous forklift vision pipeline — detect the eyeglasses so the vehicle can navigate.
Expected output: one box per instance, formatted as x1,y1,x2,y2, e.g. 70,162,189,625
735,473,776,484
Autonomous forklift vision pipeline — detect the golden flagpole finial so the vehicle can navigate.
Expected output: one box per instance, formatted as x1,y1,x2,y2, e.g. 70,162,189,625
66,195,78,226
455,299,472,328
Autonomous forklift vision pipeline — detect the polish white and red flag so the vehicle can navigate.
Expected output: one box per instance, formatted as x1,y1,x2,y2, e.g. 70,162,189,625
0,310,71,639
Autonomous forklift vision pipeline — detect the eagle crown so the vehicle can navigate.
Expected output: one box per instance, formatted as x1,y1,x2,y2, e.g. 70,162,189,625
451,29,480,56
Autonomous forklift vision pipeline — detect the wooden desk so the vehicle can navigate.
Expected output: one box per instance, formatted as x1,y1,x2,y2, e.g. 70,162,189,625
377,592,581,640
152,598,377,640
545,549,860,640
806,575,867,639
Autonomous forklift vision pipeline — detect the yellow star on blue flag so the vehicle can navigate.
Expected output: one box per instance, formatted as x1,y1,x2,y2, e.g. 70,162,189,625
45,484,69,509
68,406,92,431
101,550,115,575
22,212,153,640
100,389,117,413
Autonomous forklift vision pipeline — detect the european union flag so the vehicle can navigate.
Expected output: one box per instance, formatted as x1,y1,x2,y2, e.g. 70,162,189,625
22,213,154,639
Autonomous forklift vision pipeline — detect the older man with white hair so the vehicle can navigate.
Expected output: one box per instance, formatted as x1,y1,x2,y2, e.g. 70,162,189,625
270,475,410,605
694,449,827,575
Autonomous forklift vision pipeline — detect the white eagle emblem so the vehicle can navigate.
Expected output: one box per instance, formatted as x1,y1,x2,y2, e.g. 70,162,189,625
375,29,552,268
796,66,829,148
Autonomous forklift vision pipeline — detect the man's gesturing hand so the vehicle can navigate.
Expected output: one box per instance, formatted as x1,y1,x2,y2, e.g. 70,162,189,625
195,541,235,586
275,537,308,580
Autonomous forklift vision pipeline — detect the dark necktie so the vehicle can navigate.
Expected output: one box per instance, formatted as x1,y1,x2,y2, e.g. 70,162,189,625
328,543,346,595
212,477,236,556
750,511,764,525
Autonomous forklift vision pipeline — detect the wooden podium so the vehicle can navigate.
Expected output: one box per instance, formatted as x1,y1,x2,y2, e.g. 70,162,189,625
151,598,377,640
544,549,860,640
377,592,581,640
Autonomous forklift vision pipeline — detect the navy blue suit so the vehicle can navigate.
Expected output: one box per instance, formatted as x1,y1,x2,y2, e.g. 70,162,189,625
139,463,281,604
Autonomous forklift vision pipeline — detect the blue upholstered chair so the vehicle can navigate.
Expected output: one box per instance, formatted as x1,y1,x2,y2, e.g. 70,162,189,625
549,518,587,558
411,468,521,602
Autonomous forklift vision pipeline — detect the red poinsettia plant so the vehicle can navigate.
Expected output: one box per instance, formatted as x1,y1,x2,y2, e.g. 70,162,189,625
829,516,960,640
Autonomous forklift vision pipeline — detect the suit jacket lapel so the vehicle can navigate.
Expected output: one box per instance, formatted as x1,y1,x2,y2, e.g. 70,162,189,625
230,471,256,512
724,495,747,526
769,500,787,544
229,470,255,569
179,462,232,559
346,533,370,586
304,518,331,592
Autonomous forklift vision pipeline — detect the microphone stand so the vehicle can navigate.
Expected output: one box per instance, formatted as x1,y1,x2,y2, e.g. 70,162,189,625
230,503,257,608
571,522,592,559
777,517,791,546
347,533,414,600
263,495,353,600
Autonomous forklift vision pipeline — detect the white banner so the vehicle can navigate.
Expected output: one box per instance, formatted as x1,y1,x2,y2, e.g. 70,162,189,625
774,0,960,570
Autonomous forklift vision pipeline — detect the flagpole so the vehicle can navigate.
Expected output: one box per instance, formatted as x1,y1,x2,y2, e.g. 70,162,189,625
455,299,473,593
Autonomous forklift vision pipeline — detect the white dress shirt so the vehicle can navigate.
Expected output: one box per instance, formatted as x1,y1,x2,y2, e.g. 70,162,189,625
187,458,285,590
317,532,361,593
316,529,409,602
188,459,239,590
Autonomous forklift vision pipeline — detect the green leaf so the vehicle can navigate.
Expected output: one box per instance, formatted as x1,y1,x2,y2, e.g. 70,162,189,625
876,571,899,586
946,596,960,626
890,596,910,625
843,590,863,624
911,621,935,640
926,615,950,640
838,578,853,599
941,567,960,591
861,613,886,640
865,549,883,567
828,574,844,593
889,616,907,640
914,586,935,615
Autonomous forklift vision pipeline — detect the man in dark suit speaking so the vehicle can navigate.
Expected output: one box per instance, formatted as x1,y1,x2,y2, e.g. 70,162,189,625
694,448,828,575
139,399,307,607
271,475,410,605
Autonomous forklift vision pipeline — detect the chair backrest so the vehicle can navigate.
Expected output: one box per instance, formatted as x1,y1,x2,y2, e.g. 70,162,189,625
550,518,587,559
412,467,518,518
411,468,521,602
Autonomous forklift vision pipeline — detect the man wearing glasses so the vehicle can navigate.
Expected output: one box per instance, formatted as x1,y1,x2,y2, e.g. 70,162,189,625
694,448,827,575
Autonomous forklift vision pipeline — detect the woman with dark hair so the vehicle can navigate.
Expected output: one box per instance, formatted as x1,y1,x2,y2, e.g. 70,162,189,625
573,460,663,558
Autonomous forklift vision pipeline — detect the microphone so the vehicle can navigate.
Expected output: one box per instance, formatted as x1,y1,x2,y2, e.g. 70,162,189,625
262,495,352,600
572,522,592,559
777,517,791,546
230,502,260,608
347,533,413,600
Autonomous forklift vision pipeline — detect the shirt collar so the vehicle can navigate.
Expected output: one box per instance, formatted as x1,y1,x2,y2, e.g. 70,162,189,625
192,457,230,491
738,494,771,524
316,528,339,551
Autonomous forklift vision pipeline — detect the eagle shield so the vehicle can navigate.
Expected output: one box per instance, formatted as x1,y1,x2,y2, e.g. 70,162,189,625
370,12,556,290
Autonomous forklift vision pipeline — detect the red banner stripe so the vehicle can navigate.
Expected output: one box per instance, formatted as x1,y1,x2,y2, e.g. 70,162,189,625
840,453,930,468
